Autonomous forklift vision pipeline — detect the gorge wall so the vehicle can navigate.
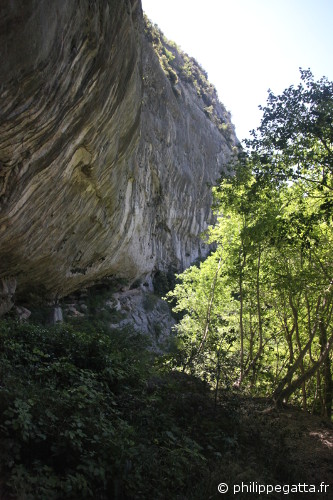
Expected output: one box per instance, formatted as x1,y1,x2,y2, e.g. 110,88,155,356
0,0,237,312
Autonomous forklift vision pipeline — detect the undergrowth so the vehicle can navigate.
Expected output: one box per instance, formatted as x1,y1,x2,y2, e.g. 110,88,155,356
0,319,328,499
0,319,240,499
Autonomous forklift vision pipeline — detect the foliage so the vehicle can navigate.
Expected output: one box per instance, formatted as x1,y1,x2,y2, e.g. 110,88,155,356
143,14,179,85
0,320,146,499
0,319,240,499
247,68,333,220
152,269,176,296
166,70,333,417
0,318,331,499
142,292,159,312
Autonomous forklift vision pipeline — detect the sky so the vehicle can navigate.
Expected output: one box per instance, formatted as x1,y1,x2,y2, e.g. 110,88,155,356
141,0,333,141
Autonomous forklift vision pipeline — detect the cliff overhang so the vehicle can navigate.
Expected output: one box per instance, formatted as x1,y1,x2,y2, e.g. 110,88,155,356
0,0,238,313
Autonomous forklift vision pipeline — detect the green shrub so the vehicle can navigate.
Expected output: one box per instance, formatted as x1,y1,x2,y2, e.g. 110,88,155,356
143,293,159,312
0,320,229,499
0,320,149,499
153,270,176,296
0,318,305,499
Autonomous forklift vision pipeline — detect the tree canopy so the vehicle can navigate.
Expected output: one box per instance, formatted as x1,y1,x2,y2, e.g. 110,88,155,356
166,70,333,417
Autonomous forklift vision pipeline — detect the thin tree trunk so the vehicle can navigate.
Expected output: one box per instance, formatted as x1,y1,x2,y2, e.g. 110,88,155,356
233,247,246,388
197,255,223,355
256,246,263,353
214,346,222,410
239,259,245,381
289,295,307,410
235,247,265,389
311,371,321,414
273,330,333,406
319,320,332,419
183,254,223,372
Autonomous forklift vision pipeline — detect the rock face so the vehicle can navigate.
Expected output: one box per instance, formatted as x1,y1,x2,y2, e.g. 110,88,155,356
60,285,176,351
0,0,237,309
108,288,176,351
0,278,17,316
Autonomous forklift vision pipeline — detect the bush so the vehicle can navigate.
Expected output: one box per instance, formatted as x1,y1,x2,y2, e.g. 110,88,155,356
153,270,176,296
0,320,148,499
0,320,226,499
0,318,311,499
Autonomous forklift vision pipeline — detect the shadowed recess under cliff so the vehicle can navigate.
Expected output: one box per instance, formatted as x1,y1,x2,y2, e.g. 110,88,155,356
0,0,237,310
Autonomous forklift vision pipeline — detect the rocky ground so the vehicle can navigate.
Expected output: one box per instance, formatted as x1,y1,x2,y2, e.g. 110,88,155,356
23,281,177,352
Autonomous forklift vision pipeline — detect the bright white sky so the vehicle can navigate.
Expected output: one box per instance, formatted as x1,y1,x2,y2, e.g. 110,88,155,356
142,0,333,141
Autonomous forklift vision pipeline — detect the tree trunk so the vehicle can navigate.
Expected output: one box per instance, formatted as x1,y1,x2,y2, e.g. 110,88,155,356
233,248,246,388
273,330,333,407
319,320,332,419
289,295,307,410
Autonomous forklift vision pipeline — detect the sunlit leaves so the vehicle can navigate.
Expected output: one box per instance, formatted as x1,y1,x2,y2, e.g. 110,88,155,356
166,70,333,412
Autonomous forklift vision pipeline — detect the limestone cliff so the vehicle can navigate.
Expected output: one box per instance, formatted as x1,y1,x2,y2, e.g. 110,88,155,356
0,0,237,311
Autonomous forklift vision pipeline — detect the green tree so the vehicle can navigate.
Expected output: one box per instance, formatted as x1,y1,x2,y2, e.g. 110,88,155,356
247,68,333,221
166,70,333,417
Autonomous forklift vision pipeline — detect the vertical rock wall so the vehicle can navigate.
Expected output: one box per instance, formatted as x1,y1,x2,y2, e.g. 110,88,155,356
135,30,237,272
0,0,237,309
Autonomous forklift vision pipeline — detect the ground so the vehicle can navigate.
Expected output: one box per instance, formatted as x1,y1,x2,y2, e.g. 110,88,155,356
199,390,333,499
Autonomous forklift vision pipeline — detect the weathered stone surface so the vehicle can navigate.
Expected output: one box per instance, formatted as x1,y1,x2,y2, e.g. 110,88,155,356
110,288,176,350
135,28,237,272
0,0,237,309
0,277,17,315
15,305,31,321
0,0,143,301
50,306,64,324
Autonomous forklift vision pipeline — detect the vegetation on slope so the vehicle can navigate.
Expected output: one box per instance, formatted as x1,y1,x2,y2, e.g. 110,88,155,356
166,69,333,418
0,319,203,499
0,318,332,500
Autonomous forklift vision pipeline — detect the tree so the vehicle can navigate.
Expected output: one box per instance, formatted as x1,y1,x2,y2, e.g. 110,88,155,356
245,69,333,414
166,70,333,416
247,69,333,222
